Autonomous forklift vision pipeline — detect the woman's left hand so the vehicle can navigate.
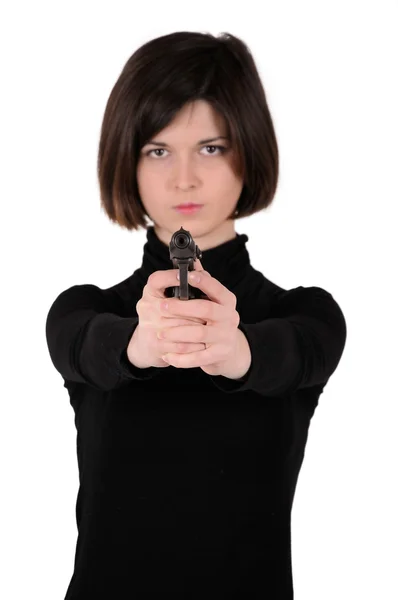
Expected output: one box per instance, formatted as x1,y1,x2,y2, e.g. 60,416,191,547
156,259,246,376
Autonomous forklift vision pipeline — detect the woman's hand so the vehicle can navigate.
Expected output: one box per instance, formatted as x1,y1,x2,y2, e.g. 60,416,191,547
127,267,206,369
157,262,249,377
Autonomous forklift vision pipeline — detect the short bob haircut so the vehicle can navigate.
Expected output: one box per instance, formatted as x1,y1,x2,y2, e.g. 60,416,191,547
97,31,279,231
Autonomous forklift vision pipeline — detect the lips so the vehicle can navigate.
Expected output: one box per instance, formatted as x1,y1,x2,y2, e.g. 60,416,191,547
173,203,203,215
174,203,203,208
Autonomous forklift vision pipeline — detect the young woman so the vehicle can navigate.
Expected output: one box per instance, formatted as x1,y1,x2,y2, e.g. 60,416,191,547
46,31,347,599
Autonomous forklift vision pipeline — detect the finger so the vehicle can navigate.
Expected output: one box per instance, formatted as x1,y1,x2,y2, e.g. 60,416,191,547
161,314,207,325
157,324,221,344
162,297,237,324
193,257,205,272
160,341,206,354
162,347,220,369
145,269,182,299
193,257,212,278
187,270,236,306
162,317,205,328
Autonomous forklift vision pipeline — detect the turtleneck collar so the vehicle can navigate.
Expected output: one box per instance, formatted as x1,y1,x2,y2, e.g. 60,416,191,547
138,225,251,291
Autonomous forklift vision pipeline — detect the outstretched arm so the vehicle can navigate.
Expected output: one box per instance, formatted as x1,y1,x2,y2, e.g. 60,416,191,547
45,284,158,392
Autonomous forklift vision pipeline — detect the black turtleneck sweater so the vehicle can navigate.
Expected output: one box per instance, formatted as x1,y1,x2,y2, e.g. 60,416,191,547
45,226,347,599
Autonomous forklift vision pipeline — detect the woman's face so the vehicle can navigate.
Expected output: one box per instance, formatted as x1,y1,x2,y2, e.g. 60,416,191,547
136,100,244,249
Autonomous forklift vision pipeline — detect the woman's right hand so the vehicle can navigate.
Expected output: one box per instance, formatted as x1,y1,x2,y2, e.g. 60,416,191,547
127,269,207,369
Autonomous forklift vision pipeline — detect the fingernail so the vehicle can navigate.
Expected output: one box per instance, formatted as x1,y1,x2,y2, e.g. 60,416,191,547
189,272,200,283
176,271,180,280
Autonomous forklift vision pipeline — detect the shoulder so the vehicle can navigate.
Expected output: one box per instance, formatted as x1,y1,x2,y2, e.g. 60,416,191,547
45,283,105,320
49,282,104,304
274,284,335,304
47,273,142,318
272,284,347,337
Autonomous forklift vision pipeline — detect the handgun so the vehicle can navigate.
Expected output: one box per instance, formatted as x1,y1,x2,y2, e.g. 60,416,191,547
167,226,208,300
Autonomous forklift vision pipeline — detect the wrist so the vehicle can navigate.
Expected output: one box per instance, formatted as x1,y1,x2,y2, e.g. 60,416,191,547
219,329,252,380
127,326,151,369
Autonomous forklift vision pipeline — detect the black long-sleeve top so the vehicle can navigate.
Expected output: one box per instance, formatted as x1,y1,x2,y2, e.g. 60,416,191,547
45,226,347,599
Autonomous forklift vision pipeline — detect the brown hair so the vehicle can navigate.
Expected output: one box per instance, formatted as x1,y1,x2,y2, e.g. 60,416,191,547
97,31,279,231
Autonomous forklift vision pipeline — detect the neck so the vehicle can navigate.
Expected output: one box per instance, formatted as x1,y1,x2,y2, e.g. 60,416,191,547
153,219,237,251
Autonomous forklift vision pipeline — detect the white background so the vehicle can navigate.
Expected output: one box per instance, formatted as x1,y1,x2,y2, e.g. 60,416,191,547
1,1,397,598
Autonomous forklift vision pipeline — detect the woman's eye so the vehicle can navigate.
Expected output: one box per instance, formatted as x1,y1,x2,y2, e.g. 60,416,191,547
203,145,226,155
146,148,166,158
145,145,226,158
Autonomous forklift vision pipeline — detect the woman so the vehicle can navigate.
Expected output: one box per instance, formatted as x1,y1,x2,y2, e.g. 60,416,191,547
45,31,347,599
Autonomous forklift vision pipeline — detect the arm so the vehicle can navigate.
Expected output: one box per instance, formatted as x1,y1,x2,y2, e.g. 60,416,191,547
45,284,159,392
208,286,347,397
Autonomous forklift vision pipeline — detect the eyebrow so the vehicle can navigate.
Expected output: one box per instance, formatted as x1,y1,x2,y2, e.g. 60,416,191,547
144,136,230,147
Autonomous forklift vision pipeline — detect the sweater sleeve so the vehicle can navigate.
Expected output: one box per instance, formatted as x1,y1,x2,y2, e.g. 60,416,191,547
208,286,347,397
45,284,159,392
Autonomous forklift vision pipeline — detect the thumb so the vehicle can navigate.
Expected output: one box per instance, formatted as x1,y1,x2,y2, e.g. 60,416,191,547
193,257,211,278
194,257,205,272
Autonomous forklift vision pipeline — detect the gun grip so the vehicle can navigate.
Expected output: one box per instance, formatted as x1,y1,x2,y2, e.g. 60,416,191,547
178,262,189,300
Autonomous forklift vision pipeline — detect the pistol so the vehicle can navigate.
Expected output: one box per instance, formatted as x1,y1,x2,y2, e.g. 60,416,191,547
167,226,208,300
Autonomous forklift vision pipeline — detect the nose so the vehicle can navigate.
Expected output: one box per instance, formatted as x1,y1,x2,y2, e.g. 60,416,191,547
172,155,200,189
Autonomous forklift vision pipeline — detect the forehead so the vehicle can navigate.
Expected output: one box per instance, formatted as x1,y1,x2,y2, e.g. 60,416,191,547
160,100,227,134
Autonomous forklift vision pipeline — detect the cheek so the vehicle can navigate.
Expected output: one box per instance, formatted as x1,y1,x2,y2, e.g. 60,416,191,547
212,168,243,196
215,158,242,182
137,162,162,192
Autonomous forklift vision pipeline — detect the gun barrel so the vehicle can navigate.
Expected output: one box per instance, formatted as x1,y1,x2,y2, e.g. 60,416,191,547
169,227,202,300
